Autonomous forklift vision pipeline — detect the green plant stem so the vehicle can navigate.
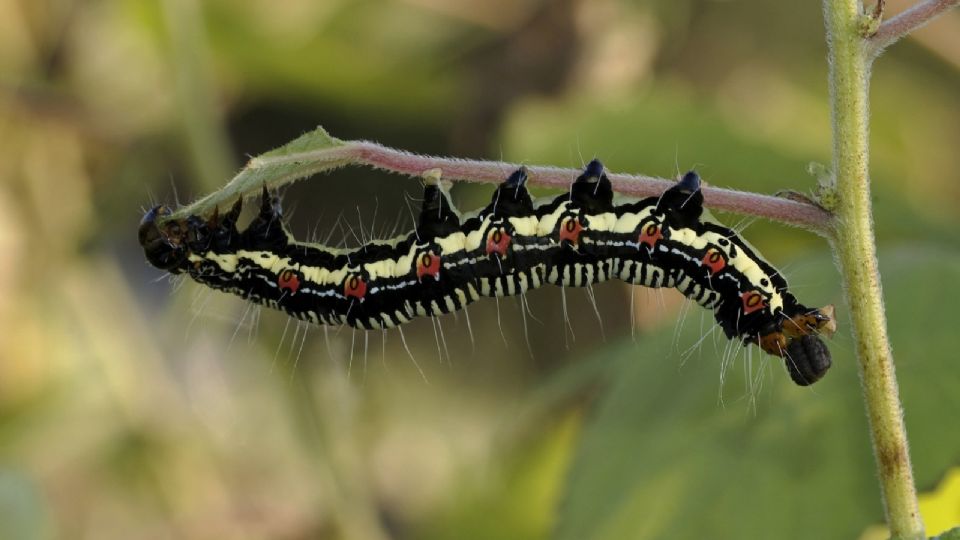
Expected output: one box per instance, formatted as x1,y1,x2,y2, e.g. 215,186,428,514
823,0,923,538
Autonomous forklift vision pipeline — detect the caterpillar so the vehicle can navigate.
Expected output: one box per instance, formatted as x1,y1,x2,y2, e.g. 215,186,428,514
139,160,835,385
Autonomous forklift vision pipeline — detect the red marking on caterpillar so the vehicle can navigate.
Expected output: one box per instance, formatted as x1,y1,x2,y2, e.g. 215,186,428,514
638,222,662,249
278,269,302,294
344,274,367,301
486,228,511,257
741,290,767,315
702,248,726,275
559,217,583,245
416,251,441,281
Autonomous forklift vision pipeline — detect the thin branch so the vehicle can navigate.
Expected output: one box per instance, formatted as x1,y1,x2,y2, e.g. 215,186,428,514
162,130,833,232
868,0,960,55
253,140,834,232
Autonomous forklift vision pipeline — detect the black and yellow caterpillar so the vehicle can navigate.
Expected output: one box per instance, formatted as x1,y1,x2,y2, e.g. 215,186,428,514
139,160,835,385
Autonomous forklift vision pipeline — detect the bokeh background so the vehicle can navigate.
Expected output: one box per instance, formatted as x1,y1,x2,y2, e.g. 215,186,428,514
1,1,958,538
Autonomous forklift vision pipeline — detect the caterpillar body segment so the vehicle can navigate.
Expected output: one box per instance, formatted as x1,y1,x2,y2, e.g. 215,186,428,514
140,160,835,384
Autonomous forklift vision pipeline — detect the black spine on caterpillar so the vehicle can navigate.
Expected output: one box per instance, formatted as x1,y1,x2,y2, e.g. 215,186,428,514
139,161,835,385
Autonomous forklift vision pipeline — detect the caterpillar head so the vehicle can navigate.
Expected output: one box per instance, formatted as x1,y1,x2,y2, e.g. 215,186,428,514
139,205,189,272
139,198,246,272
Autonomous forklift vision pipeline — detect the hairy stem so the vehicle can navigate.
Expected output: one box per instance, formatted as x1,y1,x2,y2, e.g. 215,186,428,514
824,0,923,537
344,141,835,229
868,0,960,56
167,137,833,231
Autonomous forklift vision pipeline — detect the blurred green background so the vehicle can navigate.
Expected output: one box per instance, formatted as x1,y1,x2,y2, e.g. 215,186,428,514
1,1,958,539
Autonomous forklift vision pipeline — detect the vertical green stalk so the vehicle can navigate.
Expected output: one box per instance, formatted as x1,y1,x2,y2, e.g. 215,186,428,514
823,1,924,538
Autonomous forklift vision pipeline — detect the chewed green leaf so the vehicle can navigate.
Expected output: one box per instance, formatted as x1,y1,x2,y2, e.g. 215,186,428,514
164,126,346,222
